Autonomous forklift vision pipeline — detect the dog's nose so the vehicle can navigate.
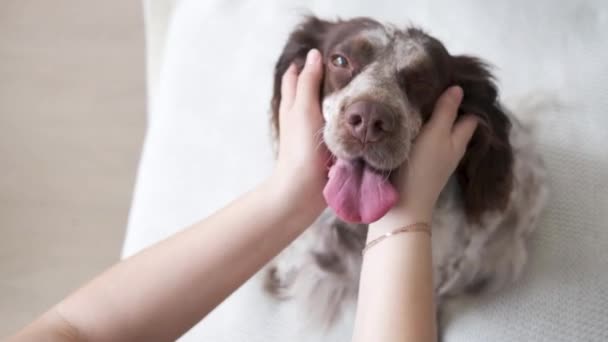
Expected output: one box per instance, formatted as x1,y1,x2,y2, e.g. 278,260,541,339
345,101,394,143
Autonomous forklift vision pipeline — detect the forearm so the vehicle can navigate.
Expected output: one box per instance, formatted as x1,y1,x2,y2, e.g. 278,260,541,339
353,214,436,342
12,46,330,342
27,179,320,342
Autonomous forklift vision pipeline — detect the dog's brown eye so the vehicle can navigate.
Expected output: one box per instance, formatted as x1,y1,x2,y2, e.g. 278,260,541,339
331,55,349,68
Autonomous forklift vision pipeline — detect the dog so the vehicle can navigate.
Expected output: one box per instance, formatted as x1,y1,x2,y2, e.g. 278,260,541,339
264,16,548,330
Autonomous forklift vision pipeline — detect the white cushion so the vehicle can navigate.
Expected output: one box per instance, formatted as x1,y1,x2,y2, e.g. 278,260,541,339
124,0,608,340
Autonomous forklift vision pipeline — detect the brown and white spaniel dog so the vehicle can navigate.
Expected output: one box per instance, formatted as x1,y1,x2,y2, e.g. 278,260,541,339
264,16,548,328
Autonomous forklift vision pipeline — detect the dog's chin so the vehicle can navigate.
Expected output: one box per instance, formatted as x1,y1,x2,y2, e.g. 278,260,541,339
325,148,404,174
324,133,409,172
363,155,404,173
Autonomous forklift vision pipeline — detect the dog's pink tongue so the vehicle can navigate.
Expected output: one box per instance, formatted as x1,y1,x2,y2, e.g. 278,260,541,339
323,159,399,224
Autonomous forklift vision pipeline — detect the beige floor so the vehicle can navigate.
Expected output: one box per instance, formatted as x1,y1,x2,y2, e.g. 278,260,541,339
0,0,145,335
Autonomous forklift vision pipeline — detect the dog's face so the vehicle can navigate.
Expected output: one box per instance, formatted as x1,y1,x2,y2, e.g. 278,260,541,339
318,19,450,170
271,17,514,221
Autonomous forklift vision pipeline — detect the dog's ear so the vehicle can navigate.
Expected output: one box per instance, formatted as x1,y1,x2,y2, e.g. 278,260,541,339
451,55,514,222
271,16,332,136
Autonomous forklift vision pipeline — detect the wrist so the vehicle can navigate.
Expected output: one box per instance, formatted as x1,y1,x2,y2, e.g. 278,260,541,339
369,206,432,241
262,172,326,227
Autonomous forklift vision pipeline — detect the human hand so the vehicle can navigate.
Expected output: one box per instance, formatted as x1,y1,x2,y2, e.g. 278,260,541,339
270,49,330,215
373,86,478,231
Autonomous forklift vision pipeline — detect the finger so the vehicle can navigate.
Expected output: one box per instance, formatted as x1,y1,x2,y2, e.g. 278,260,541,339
295,49,323,107
279,63,298,114
428,86,463,133
452,115,478,154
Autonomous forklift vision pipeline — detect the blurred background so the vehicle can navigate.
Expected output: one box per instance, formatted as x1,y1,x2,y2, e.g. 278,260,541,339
0,0,145,334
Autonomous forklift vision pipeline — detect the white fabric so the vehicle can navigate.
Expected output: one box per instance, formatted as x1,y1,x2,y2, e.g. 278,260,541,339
142,0,178,97
124,0,608,340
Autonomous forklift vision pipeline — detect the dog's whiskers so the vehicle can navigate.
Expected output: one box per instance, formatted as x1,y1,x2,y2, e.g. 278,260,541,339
314,127,326,151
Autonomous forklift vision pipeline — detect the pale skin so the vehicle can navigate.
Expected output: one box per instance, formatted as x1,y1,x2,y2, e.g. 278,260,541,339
9,49,476,342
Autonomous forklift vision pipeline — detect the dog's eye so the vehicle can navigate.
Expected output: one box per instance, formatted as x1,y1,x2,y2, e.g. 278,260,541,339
331,55,349,68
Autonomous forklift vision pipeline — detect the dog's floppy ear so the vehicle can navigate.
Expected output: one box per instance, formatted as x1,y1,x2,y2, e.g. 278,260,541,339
451,55,514,222
271,16,332,135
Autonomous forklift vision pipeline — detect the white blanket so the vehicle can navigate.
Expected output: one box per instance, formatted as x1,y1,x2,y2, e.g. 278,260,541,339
123,0,608,340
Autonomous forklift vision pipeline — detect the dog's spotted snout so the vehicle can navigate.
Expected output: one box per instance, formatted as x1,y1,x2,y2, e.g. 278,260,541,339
345,101,394,143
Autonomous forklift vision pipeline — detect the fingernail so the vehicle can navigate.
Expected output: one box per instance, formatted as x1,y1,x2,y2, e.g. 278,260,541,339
306,49,321,65
448,86,463,101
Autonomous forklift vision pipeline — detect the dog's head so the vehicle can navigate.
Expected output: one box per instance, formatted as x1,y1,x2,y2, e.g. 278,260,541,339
271,16,513,222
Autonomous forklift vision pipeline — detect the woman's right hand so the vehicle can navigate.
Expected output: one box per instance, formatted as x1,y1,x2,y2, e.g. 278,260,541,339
374,86,478,231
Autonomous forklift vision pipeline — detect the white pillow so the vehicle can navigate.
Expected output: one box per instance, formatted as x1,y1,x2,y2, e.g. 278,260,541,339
123,0,608,340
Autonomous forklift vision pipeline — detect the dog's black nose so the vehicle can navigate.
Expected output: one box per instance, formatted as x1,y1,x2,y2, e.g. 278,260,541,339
345,101,394,143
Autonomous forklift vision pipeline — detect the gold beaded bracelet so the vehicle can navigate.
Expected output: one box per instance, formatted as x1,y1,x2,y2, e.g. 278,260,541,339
362,223,431,256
